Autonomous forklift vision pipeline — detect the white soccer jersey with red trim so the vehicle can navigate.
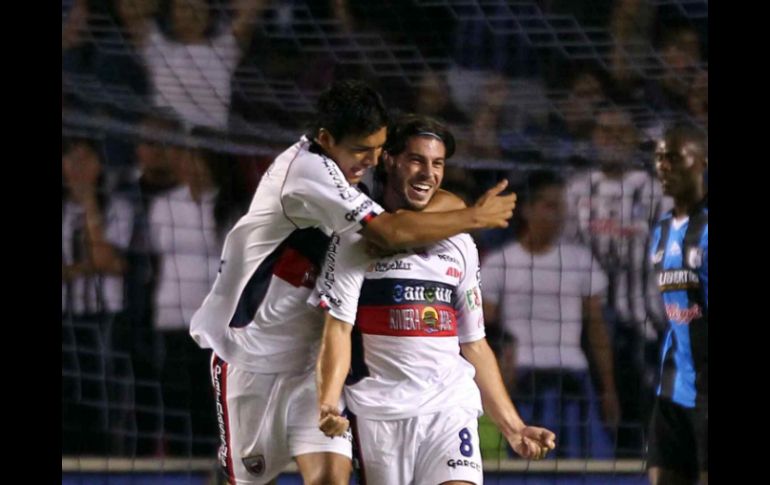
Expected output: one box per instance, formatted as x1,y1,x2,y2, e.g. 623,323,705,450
189,136,384,374
309,231,485,420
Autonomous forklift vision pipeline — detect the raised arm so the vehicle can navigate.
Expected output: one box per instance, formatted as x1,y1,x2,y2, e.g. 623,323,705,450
423,188,468,212
362,179,516,250
231,0,269,49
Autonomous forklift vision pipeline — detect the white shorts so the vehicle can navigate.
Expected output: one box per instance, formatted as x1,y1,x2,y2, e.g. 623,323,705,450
211,354,352,485
351,408,483,485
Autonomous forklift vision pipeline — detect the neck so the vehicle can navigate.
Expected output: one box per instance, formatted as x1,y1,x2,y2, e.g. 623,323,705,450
601,164,625,179
519,231,555,254
382,187,402,213
673,185,705,217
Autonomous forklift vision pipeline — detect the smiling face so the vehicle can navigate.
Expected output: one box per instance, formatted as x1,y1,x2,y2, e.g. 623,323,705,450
383,134,446,211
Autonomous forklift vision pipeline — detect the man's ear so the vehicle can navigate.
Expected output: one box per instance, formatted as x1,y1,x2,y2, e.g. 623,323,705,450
317,128,336,151
382,151,395,170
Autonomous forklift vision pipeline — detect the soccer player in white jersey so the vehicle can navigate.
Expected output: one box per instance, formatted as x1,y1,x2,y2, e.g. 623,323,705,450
313,114,556,485
189,81,519,485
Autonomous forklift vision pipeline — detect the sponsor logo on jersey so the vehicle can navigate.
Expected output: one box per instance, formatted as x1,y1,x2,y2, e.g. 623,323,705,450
321,234,340,290
446,267,462,279
465,286,481,310
371,260,412,273
388,307,455,332
212,363,229,469
687,247,703,269
447,459,481,471
344,199,374,222
392,283,452,304
242,454,266,477
422,306,438,330
669,241,681,256
437,253,460,265
588,218,644,238
665,303,703,325
318,291,342,309
658,269,700,291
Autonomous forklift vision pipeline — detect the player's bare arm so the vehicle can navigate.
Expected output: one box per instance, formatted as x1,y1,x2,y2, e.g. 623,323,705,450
316,314,353,438
460,338,556,460
362,179,516,250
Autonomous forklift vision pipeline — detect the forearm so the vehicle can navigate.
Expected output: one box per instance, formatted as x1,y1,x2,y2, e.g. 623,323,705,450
424,189,468,213
461,339,525,438
362,208,483,250
316,316,352,410
232,0,268,47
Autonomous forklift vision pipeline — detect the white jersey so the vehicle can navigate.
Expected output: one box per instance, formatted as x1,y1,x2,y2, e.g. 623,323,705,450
309,231,485,420
481,241,607,371
149,186,221,331
143,22,240,129
565,169,671,326
190,136,384,374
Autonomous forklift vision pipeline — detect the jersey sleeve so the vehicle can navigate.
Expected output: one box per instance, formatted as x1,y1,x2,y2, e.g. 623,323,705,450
454,235,486,344
282,154,384,235
307,231,369,325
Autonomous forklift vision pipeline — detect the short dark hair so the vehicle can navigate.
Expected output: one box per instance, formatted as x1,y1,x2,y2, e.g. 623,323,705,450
384,113,456,159
518,169,565,206
663,122,707,155
311,79,390,141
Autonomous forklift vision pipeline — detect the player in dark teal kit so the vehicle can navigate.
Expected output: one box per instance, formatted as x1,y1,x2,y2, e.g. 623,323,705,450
647,124,707,485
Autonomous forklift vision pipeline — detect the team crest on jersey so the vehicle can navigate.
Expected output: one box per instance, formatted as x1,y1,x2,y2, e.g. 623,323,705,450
242,454,266,477
686,247,703,269
651,250,664,264
669,242,681,256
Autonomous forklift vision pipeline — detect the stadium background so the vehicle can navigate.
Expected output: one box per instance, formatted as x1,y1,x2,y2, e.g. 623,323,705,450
61,0,707,483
